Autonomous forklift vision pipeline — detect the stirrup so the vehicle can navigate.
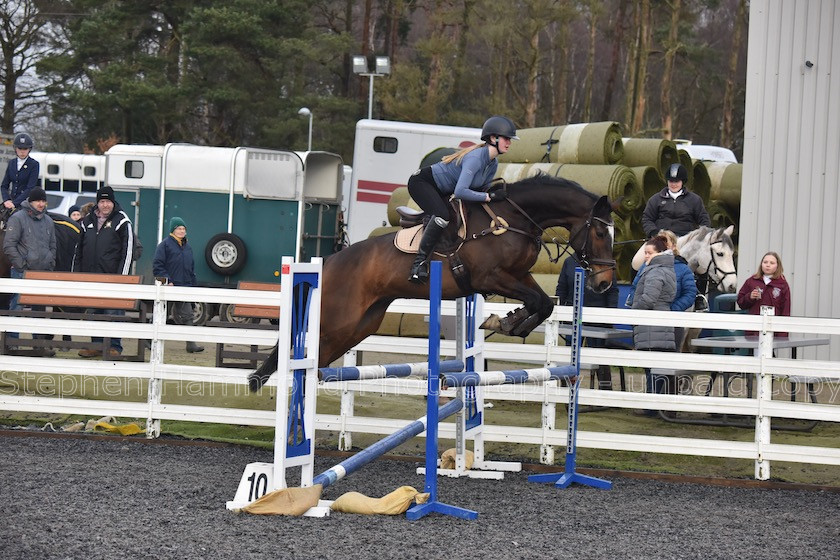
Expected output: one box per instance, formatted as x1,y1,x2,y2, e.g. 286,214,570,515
408,260,430,284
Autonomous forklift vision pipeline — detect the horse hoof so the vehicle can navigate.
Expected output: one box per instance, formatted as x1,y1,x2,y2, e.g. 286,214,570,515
479,314,502,332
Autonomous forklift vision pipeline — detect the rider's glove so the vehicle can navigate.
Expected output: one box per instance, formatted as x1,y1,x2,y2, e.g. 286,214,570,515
488,189,507,202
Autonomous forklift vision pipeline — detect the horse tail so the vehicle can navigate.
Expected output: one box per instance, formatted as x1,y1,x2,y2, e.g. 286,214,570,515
248,343,279,392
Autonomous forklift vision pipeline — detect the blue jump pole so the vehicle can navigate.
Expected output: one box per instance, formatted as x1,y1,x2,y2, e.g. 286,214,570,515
312,398,463,489
319,359,464,382
528,267,612,490
406,261,479,521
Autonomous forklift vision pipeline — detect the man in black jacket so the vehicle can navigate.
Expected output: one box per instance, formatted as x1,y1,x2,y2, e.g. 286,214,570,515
641,163,710,238
74,186,135,357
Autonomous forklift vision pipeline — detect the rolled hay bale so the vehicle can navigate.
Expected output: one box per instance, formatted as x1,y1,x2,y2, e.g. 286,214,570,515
495,162,561,183
630,166,664,201
368,225,399,238
553,164,643,217
498,122,624,165
612,214,646,282
621,138,680,179
498,163,642,217
678,150,694,191
529,248,564,275
691,160,712,204
706,199,738,230
703,161,742,211
386,186,418,226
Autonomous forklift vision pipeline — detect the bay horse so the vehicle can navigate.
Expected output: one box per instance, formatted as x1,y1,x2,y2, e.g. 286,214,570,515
248,174,617,391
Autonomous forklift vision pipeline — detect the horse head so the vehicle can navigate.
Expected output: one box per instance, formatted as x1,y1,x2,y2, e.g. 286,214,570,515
677,225,737,294
504,175,616,293
570,195,617,293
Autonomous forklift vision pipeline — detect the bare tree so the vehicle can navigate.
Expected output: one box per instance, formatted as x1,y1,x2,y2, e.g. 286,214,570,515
0,0,58,133
659,0,681,139
600,0,628,122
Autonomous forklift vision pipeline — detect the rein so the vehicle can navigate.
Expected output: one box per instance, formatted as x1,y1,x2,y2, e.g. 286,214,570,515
471,197,616,276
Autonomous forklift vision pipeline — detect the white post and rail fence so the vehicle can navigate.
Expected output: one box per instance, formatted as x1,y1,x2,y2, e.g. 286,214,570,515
1,273,839,481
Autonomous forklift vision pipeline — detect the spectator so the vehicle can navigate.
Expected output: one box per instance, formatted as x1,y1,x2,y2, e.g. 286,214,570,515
79,202,95,220
641,164,711,238
1,133,40,213
630,235,676,416
152,216,204,353
736,251,791,337
68,205,82,224
640,163,711,310
2,187,56,354
46,211,84,346
74,186,135,358
555,254,619,389
629,229,697,352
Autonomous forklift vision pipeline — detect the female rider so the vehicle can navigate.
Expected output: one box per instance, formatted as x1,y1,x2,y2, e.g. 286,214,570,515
406,115,518,284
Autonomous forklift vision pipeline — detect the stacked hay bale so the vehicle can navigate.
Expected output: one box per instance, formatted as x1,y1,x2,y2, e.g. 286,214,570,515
368,122,741,283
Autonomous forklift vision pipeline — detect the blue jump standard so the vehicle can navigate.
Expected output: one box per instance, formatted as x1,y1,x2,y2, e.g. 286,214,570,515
406,261,478,521
527,266,612,490
319,359,464,382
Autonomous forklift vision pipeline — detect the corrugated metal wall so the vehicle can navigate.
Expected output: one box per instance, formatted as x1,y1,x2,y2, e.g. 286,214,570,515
740,0,840,358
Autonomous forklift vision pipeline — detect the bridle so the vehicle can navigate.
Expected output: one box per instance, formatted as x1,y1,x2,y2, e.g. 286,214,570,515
696,238,737,293
477,196,616,277
565,215,617,278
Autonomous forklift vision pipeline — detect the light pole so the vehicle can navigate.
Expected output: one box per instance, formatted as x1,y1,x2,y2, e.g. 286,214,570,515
352,55,391,119
297,107,312,151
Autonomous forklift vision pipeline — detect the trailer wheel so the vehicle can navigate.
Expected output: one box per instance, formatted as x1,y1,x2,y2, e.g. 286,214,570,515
205,233,247,276
219,303,258,324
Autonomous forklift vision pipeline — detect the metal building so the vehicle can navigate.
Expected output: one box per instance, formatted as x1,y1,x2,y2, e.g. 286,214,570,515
739,0,840,358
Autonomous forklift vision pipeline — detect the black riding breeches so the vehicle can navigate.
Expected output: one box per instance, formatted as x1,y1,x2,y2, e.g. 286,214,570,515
407,167,450,219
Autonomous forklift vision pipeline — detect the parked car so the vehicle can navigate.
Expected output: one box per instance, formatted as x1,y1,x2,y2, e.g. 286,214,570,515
45,191,98,216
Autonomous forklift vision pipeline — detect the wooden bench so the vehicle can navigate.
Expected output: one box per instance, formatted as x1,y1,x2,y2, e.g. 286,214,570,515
213,281,279,368
0,271,146,361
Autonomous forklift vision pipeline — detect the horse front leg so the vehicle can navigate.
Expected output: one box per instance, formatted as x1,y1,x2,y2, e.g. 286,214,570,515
479,274,554,337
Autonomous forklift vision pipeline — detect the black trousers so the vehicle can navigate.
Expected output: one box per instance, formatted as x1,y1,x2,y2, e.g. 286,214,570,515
407,167,449,218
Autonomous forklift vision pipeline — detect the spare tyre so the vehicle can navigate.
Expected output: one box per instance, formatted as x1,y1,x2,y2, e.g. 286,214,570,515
205,233,247,276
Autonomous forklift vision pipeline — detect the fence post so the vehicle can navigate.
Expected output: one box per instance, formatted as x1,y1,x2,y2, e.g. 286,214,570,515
754,306,775,480
541,318,559,465
146,279,166,438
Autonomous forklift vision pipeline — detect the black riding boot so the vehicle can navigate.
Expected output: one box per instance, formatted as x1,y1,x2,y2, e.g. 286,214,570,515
408,216,449,284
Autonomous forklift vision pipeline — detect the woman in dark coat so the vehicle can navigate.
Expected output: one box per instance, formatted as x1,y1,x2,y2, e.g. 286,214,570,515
153,216,204,353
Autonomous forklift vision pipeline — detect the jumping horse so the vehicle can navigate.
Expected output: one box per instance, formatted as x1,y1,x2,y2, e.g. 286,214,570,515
248,174,617,391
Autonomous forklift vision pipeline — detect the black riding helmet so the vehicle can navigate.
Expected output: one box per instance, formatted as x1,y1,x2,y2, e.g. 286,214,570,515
666,163,688,183
480,116,519,143
13,132,34,150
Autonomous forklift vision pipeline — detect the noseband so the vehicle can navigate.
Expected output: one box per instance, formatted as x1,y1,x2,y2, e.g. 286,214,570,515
568,215,617,277
698,239,736,292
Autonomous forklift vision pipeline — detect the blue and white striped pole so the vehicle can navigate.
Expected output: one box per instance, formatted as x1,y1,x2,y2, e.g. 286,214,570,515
442,366,576,387
319,359,464,383
312,398,464,489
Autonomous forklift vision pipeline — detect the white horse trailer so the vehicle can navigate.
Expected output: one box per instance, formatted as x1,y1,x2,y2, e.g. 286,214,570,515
346,119,481,244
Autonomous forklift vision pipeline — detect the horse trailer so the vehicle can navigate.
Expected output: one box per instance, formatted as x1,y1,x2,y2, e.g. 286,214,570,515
345,119,482,244
100,143,344,286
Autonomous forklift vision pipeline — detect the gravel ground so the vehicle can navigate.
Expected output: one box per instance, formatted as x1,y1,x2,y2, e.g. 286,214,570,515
1,433,838,560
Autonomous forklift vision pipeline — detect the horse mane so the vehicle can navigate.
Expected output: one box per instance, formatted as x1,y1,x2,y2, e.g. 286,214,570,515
507,173,597,202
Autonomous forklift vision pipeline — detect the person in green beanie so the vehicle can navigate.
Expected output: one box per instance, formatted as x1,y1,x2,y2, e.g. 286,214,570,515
152,216,204,353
